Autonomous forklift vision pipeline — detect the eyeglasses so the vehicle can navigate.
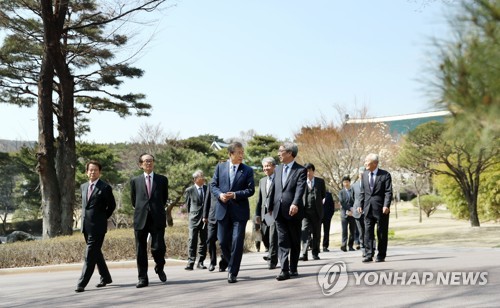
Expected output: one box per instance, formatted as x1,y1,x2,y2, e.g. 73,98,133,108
142,159,154,163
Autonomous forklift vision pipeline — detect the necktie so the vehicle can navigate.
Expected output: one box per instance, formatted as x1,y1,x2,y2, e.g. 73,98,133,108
266,176,272,194
87,183,94,201
230,165,236,186
282,165,289,185
198,187,204,201
307,179,312,190
369,172,374,190
146,175,152,197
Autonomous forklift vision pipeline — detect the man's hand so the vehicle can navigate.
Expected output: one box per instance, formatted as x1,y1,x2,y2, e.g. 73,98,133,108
289,204,299,216
357,207,363,214
383,206,390,215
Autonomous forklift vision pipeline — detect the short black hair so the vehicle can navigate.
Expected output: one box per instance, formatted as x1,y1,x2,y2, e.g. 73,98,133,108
85,160,102,171
342,176,351,182
304,163,315,171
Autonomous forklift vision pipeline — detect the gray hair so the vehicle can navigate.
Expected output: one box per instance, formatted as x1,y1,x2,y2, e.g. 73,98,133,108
366,153,379,163
192,170,204,179
261,156,276,166
282,142,298,158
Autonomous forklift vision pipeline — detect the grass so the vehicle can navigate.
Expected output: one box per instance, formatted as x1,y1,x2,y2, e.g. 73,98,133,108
1,202,499,269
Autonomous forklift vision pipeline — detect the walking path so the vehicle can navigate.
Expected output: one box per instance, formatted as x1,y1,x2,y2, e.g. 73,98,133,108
1,246,499,307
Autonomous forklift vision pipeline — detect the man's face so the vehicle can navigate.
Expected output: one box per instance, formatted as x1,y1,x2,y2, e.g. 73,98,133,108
364,156,378,172
86,164,101,182
278,146,292,164
194,175,205,186
307,168,314,180
262,162,276,176
140,154,155,174
343,180,351,189
229,147,244,165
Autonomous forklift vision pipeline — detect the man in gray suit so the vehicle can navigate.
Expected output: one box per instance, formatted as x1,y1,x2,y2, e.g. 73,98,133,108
130,153,169,287
75,160,116,293
184,170,208,270
255,157,278,269
352,167,365,252
299,163,325,261
339,176,356,252
269,142,307,281
358,153,393,263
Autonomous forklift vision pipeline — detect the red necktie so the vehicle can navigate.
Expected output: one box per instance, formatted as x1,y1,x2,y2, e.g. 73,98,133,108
87,183,94,201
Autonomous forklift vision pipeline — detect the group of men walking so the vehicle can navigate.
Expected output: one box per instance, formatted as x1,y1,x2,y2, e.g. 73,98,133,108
75,141,392,292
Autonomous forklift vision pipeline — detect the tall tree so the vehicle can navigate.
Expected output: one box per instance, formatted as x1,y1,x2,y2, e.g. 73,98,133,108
0,0,166,238
245,134,280,178
398,121,498,226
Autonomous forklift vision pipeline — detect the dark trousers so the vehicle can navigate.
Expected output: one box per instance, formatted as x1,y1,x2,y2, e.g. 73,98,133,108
322,215,333,249
261,223,270,251
266,222,278,266
364,213,390,259
300,212,321,257
275,213,302,273
188,222,207,264
134,213,166,281
77,233,111,288
355,214,365,247
341,215,356,249
206,221,218,266
217,215,247,277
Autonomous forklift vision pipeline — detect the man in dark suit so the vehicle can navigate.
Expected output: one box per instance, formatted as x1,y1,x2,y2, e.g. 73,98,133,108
352,167,366,252
358,153,393,263
202,181,223,272
130,153,169,288
268,142,307,281
184,170,208,270
299,163,325,261
339,176,356,252
321,191,335,252
255,157,278,270
75,160,116,293
210,142,255,283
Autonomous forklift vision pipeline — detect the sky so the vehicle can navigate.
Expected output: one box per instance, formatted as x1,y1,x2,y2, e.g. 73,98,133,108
0,0,454,144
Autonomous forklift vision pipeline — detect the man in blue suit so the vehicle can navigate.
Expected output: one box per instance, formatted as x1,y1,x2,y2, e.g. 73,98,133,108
268,142,307,281
358,153,392,263
210,142,255,283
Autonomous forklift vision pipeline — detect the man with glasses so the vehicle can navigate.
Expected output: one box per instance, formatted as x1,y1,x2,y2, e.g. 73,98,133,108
269,142,307,281
130,153,169,288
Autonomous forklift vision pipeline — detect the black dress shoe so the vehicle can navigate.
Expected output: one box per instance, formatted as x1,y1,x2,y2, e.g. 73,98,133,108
219,260,228,272
276,271,290,281
95,278,112,288
263,256,270,261
375,258,385,262
268,263,277,270
323,248,330,252
362,257,373,263
75,286,85,293
298,255,308,261
290,271,298,277
136,280,148,288
349,247,355,251
208,264,215,272
228,273,238,283
340,246,347,252
185,263,194,271
355,245,361,250
197,262,207,269
157,270,167,282
312,255,320,260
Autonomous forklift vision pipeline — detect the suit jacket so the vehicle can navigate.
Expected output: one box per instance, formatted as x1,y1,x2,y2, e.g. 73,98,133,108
339,187,355,219
352,180,363,219
323,191,335,220
269,162,307,221
203,183,217,224
81,179,116,235
130,173,169,230
210,161,255,222
184,184,207,227
303,176,326,220
255,175,275,223
359,169,393,219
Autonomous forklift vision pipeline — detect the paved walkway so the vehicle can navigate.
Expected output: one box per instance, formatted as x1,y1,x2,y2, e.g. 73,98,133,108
1,246,499,307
